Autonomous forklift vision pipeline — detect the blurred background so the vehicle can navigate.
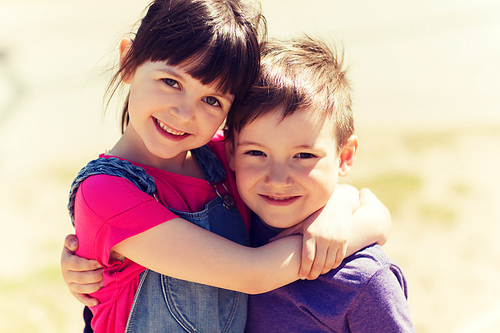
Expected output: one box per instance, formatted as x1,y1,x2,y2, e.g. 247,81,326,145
0,0,499,332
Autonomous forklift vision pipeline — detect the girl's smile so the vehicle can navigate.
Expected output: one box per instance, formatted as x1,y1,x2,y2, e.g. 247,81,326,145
112,39,234,172
154,117,189,138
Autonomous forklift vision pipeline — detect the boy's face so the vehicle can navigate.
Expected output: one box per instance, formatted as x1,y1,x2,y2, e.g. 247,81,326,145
227,107,356,229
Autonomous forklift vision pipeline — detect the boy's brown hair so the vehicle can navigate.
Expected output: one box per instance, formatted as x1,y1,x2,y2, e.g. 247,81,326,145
226,34,354,151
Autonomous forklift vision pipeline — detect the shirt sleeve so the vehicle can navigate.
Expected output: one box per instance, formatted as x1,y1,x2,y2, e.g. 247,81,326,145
346,264,416,332
75,174,178,267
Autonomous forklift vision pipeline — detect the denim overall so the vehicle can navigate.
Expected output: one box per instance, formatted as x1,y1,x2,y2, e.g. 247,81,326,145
68,145,249,333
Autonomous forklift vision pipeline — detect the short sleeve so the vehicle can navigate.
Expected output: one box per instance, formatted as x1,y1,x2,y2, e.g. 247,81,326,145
346,265,415,332
75,174,177,266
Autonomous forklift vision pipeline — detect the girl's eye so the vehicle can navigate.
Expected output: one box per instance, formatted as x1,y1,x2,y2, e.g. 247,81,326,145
245,150,266,157
204,96,221,107
295,152,316,159
163,78,179,88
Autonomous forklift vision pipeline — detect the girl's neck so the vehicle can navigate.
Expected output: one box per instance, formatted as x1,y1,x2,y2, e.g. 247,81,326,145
109,127,205,179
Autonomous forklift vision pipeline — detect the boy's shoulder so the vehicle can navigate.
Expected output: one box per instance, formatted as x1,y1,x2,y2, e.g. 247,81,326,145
330,244,402,283
318,244,408,304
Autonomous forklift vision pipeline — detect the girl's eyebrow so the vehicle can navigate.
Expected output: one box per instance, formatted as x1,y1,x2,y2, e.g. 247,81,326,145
156,67,234,102
156,67,183,79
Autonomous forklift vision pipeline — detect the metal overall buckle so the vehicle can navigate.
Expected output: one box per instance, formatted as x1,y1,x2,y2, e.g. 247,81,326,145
213,182,234,209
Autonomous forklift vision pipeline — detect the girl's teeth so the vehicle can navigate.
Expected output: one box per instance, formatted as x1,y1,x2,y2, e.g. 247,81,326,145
156,119,185,135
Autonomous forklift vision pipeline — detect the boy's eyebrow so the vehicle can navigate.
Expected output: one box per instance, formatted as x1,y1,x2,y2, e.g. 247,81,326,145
236,140,265,147
238,140,319,150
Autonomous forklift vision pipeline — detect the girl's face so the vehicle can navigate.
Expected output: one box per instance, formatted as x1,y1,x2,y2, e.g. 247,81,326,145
122,58,234,166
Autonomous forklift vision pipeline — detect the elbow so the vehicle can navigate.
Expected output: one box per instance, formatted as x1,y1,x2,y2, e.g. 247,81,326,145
238,274,276,295
378,205,392,246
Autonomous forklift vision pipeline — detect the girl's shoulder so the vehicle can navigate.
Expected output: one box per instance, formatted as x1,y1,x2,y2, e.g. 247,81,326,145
78,174,158,218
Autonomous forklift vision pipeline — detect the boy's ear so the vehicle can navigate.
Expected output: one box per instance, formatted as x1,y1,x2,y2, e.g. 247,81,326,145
119,38,133,84
338,135,358,177
225,140,236,172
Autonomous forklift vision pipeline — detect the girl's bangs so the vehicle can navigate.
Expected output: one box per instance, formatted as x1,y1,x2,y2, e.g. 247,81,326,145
146,32,258,99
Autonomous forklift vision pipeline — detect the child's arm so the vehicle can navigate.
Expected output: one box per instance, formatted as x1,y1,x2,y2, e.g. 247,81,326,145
111,217,303,294
61,185,390,304
271,185,391,280
60,229,301,303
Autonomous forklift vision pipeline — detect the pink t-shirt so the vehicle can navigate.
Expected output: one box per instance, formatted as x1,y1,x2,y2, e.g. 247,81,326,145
74,133,249,333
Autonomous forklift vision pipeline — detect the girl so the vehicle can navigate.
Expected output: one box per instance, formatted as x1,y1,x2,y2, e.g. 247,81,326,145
64,1,391,332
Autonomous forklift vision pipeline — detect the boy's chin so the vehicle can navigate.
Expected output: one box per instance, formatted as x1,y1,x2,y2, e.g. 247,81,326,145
260,215,301,231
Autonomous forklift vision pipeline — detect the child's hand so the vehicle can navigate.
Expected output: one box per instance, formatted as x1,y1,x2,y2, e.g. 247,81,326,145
61,234,103,307
271,184,360,280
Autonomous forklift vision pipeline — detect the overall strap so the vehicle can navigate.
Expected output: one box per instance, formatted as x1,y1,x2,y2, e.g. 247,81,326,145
67,157,156,226
192,145,234,209
191,145,226,184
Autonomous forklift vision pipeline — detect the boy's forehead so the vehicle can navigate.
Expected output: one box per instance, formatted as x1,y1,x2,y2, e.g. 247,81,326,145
236,105,338,144
242,105,335,131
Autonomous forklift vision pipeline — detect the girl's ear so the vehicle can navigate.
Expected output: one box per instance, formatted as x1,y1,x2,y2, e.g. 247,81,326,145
225,140,236,172
338,135,358,177
119,38,133,84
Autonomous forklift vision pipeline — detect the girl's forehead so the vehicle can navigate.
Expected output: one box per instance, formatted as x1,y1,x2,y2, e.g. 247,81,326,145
166,55,236,94
148,60,234,98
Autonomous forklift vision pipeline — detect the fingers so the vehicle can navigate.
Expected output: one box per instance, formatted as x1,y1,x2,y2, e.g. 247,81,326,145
326,240,347,272
66,268,104,287
299,237,316,279
322,247,340,274
71,290,100,308
62,233,101,272
306,241,327,280
64,234,79,252
64,253,102,272
61,245,102,273
60,234,103,307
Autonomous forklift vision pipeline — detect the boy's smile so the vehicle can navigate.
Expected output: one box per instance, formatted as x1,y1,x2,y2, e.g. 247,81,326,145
228,107,355,229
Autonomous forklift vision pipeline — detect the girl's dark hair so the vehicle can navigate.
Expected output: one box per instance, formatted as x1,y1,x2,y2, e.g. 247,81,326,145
107,0,266,133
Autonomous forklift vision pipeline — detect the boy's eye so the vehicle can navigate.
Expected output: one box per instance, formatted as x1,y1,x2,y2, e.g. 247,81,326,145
163,78,179,88
295,152,316,159
245,150,266,157
203,96,221,107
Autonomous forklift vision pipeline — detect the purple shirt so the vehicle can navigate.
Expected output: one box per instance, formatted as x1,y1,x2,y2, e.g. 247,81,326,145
247,214,415,333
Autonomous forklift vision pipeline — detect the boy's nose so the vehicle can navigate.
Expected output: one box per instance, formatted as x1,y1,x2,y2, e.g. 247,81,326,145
265,163,292,188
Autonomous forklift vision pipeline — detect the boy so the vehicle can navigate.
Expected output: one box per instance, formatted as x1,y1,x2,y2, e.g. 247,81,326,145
225,35,415,332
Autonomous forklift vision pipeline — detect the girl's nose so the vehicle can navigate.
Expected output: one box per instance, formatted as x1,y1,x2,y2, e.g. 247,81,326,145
170,102,195,121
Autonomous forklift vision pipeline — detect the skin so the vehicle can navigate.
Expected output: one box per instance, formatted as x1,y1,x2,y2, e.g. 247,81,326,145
60,39,392,307
96,39,306,294
62,187,390,306
226,107,358,230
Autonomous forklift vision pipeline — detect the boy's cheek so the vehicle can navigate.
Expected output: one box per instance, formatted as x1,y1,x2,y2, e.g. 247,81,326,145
224,142,236,171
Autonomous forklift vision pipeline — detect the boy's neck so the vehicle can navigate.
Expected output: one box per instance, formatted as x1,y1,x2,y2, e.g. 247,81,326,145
258,216,286,234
